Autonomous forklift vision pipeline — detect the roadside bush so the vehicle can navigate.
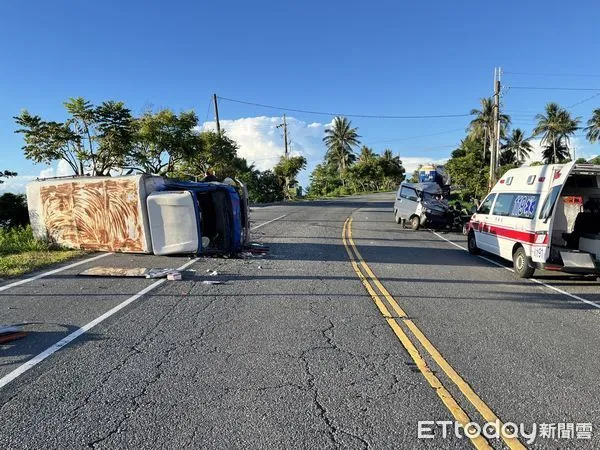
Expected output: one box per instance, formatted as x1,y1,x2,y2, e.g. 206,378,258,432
0,226,49,255
0,193,29,228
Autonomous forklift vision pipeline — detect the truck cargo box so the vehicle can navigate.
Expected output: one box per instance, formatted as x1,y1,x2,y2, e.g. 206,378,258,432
27,175,164,253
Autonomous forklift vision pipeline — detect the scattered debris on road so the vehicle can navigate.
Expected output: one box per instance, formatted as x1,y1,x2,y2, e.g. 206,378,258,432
79,266,183,280
0,325,27,344
245,242,269,255
202,280,223,285
206,270,219,276
166,272,182,281
79,267,152,277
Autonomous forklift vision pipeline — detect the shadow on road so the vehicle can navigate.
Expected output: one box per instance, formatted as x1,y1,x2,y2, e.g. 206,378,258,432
0,325,103,368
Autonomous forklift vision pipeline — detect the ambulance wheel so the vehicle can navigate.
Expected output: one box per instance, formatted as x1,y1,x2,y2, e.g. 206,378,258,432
513,247,535,278
409,215,420,231
467,232,480,255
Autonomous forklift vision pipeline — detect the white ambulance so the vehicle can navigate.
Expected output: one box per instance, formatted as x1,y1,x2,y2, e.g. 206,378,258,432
467,162,600,278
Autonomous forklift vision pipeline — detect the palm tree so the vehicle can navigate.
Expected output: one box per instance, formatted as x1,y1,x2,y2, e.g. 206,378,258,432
358,145,376,163
585,108,600,144
542,139,570,164
323,116,360,175
499,149,516,166
382,148,394,161
468,97,511,158
502,128,533,163
533,103,580,163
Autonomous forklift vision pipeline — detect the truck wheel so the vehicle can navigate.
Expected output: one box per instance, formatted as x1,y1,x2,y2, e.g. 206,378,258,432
394,210,401,224
513,247,535,278
467,232,480,255
409,216,420,230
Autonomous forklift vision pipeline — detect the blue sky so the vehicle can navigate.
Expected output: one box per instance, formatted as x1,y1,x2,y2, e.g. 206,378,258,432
1,0,600,191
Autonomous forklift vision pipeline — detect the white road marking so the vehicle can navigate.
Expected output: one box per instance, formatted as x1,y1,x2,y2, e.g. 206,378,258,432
251,214,287,230
0,252,112,293
431,231,600,310
0,257,199,390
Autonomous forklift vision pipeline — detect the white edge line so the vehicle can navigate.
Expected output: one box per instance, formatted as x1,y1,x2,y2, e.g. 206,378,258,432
0,257,199,390
251,214,287,231
0,252,113,293
431,230,600,310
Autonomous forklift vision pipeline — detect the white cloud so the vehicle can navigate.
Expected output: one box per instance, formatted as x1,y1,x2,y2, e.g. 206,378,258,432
0,175,35,194
39,160,75,178
200,115,457,186
523,137,598,164
201,116,331,187
0,161,75,194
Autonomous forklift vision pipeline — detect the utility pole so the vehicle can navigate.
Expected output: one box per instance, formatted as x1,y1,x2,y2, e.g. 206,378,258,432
494,68,502,174
489,67,501,189
276,114,291,198
213,93,221,135
482,125,488,160
276,114,289,159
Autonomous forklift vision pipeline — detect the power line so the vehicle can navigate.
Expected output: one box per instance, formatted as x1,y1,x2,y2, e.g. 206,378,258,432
568,92,600,109
216,96,473,119
504,71,600,78
509,86,600,91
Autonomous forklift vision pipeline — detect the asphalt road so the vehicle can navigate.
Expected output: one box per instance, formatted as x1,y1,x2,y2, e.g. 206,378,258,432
1,193,599,449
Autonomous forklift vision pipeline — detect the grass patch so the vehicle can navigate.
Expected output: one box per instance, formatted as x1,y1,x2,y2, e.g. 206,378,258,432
0,250,85,278
0,226,85,278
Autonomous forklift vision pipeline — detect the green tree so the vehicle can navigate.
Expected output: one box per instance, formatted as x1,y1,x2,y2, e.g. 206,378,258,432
377,150,405,190
322,116,360,176
15,97,134,175
409,168,420,183
127,109,199,175
468,97,511,158
445,136,488,200
585,108,600,144
347,157,383,192
502,128,533,163
358,145,377,163
273,155,307,199
499,148,516,166
308,163,343,196
0,193,29,228
15,111,82,174
541,138,571,164
533,103,580,164
175,130,240,179
0,170,17,185
238,169,284,203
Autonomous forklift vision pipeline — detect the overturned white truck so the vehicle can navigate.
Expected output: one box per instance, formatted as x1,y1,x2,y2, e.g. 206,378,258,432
26,174,250,256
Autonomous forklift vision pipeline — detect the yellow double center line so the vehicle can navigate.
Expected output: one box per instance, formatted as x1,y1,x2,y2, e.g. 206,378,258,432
342,217,525,450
